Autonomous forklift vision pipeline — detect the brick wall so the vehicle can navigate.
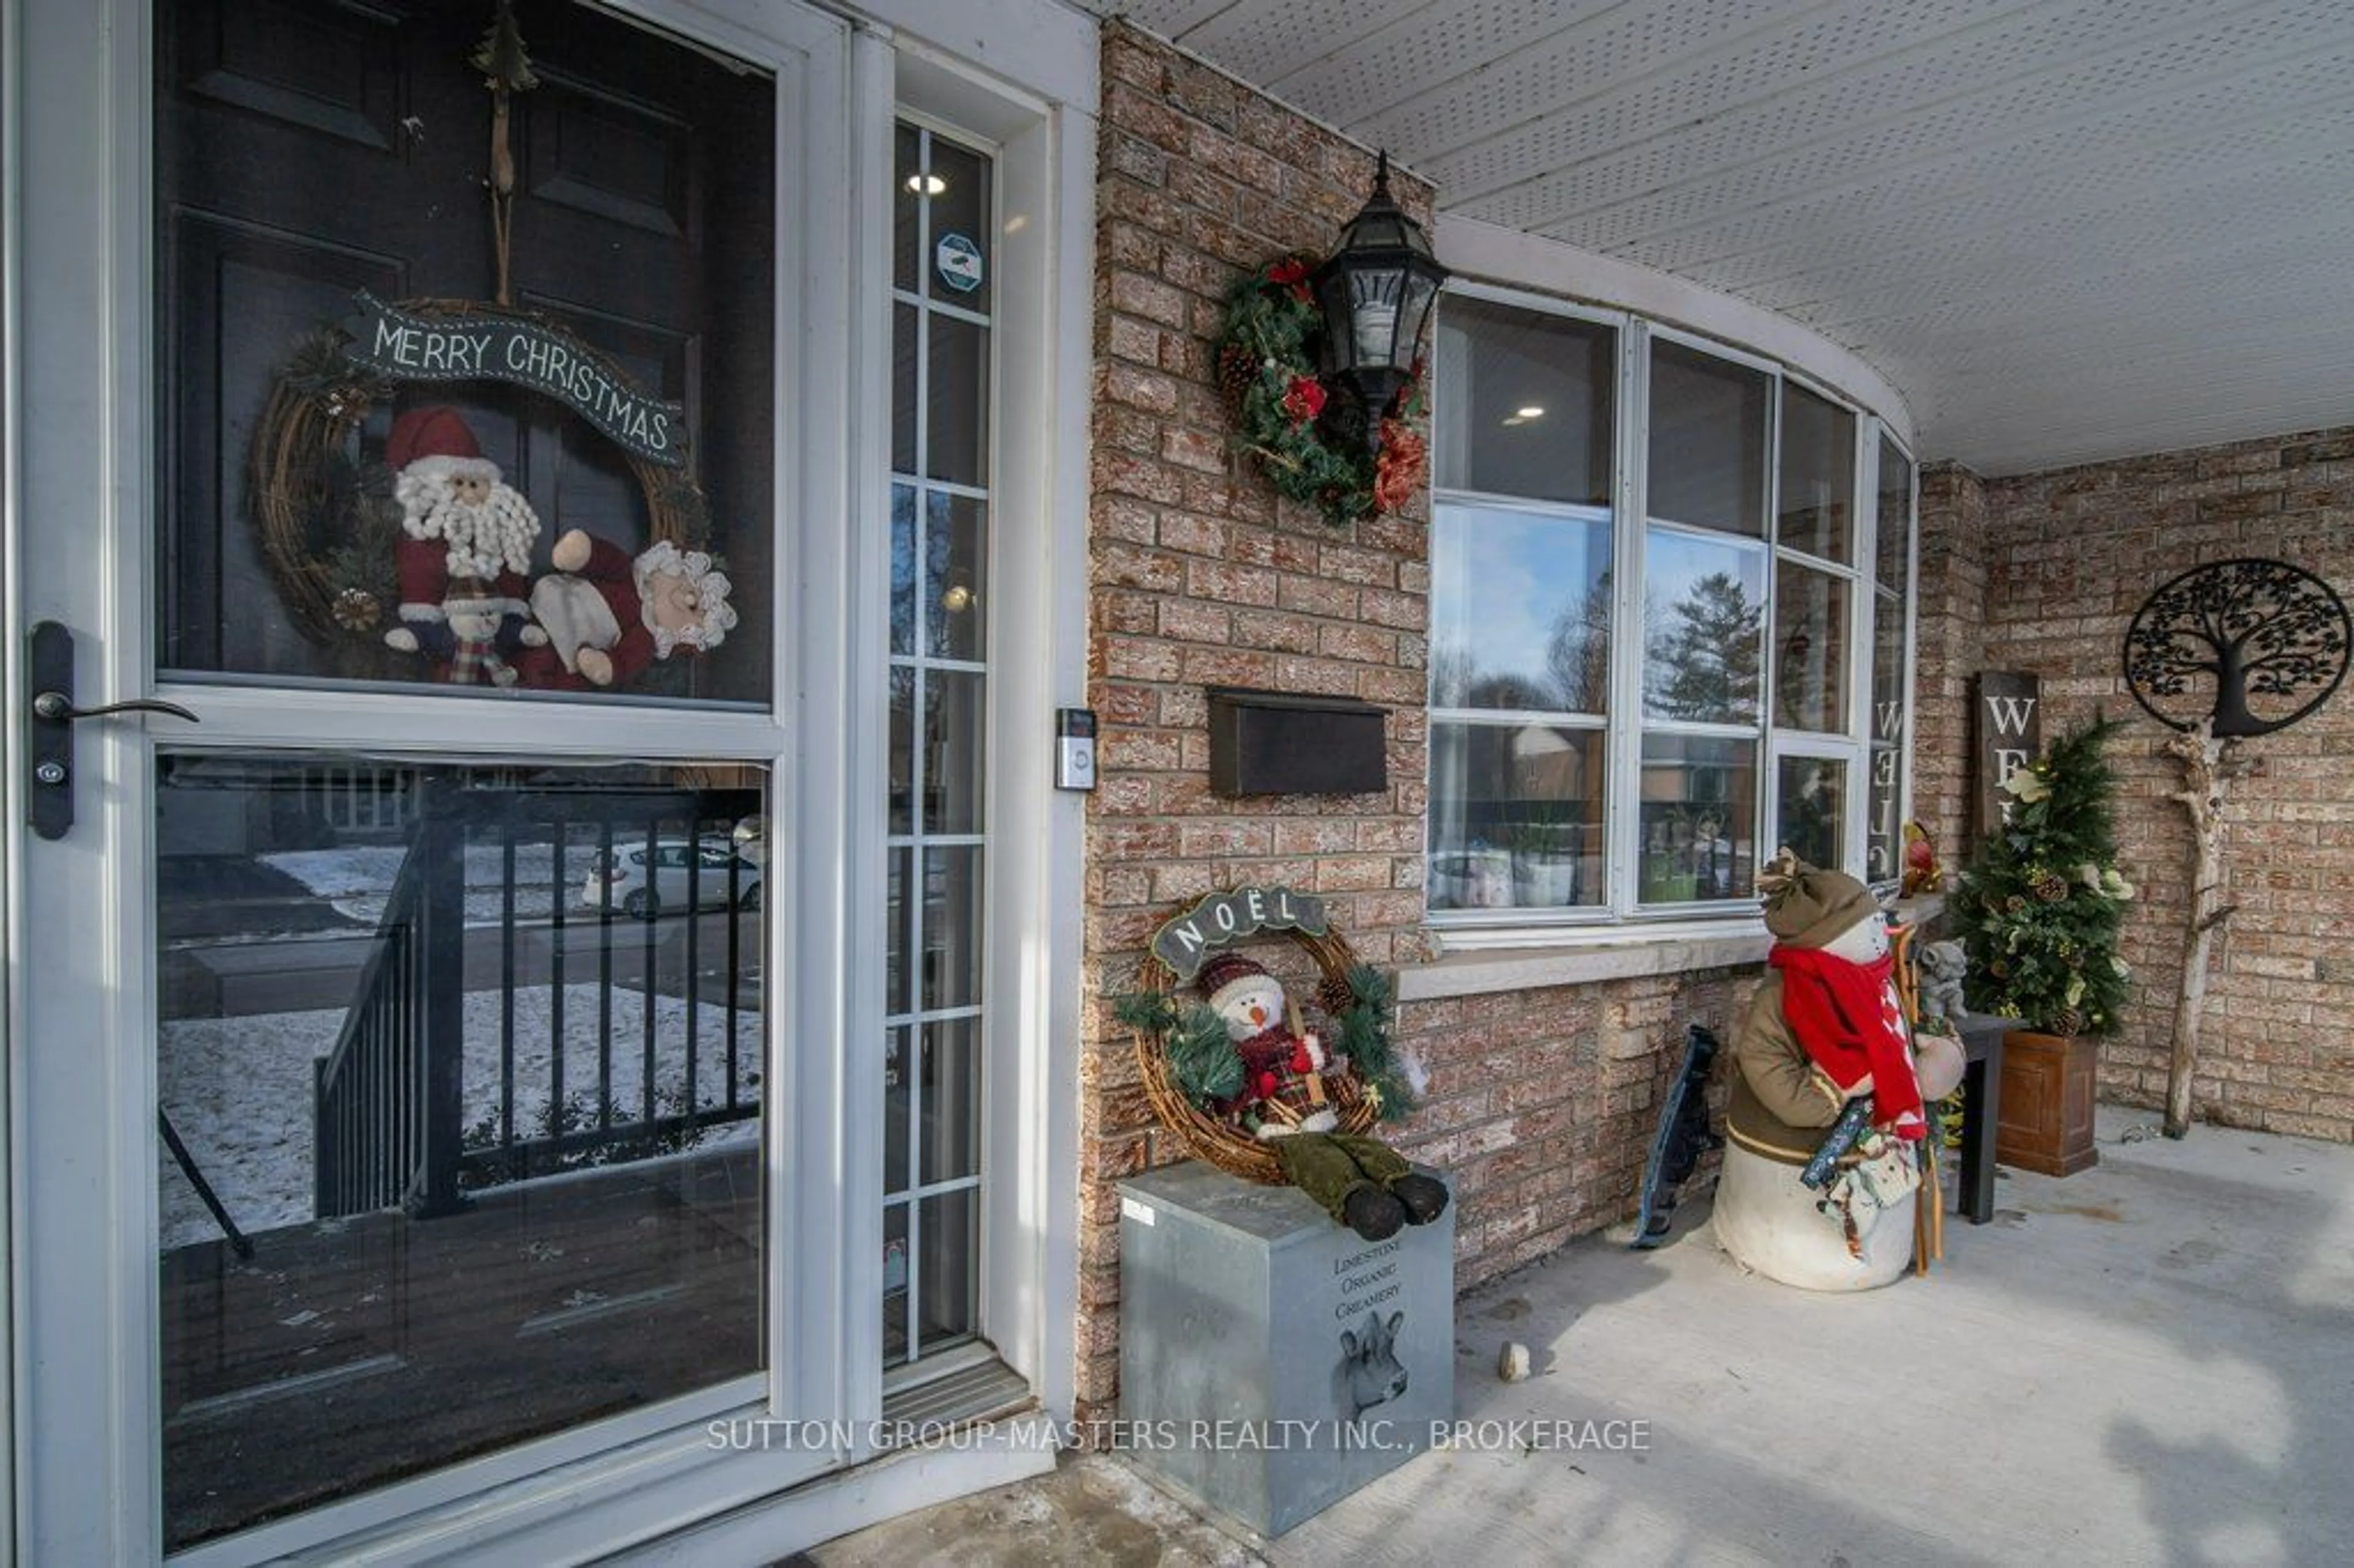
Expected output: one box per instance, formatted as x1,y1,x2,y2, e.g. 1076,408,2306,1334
1381,968,1755,1290
1914,463,1992,859
1081,22,1440,1426
1918,431,2354,1144
1078,24,1764,1423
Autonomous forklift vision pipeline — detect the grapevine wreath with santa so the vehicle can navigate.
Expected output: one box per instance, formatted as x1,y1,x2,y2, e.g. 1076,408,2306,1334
241,9,734,695
246,306,736,699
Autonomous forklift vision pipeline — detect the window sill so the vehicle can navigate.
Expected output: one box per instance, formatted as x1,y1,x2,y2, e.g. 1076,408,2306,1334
1399,923,1770,1002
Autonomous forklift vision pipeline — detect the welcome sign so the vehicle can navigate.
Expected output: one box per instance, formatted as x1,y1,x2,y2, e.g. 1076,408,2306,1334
341,292,688,467
1975,671,2041,838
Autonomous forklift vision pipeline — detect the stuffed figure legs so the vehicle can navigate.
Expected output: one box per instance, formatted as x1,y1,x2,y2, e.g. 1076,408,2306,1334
1273,1133,1449,1243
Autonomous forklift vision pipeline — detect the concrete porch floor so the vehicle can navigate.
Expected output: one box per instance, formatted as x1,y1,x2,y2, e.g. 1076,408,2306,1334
799,1105,2354,1566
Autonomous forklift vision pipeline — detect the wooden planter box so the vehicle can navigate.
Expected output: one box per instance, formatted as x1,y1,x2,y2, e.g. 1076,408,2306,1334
1997,1029,2100,1176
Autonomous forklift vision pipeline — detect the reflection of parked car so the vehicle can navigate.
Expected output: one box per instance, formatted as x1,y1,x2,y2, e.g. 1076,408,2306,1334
582,839,762,919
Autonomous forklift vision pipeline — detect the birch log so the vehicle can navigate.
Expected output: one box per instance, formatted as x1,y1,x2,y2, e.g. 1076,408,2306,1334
2162,718,2244,1139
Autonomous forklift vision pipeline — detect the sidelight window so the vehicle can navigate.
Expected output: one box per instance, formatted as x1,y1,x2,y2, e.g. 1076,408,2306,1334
884,120,994,1374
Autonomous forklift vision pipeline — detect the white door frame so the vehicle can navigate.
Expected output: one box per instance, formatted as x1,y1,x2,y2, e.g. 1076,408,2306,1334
883,37,1093,1431
0,0,21,1553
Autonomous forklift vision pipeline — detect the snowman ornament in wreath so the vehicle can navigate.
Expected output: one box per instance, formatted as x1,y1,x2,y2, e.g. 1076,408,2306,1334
1117,886,1447,1243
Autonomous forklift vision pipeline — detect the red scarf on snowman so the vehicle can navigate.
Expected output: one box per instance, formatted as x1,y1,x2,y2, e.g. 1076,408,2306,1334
1768,946,1925,1141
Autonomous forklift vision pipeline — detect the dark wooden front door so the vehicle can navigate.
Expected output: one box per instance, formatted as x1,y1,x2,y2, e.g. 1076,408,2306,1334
156,0,774,699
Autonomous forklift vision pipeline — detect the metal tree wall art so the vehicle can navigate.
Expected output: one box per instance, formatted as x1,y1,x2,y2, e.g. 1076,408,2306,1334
2123,558,2350,737
2121,558,2352,1138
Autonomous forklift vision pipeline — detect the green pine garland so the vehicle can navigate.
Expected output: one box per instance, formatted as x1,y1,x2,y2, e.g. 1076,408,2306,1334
1331,962,1414,1122
1216,254,1427,528
1951,715,2136,1035
1113,992,1244,1103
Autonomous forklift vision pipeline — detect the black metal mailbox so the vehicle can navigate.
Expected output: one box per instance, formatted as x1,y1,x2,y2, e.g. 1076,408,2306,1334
1206,687,1388,797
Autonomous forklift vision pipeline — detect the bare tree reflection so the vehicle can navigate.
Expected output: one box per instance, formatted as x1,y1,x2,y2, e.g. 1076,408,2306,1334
1545,571,1612,714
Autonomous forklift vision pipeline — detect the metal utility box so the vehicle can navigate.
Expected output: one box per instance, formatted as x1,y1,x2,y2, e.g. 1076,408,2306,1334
1117,1160,1453,1536
1206,687,1388,796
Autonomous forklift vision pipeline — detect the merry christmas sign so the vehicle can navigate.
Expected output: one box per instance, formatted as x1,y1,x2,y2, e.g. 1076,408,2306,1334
343,292,687,466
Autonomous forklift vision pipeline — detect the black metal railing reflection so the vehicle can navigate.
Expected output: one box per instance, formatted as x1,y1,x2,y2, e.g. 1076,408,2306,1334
313,775,761,1220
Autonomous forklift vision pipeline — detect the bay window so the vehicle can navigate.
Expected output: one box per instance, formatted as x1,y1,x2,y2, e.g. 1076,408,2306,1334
1427,289,1915,935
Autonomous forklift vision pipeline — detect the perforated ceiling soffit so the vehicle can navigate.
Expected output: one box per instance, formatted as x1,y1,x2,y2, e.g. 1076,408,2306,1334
1089,1,2354,476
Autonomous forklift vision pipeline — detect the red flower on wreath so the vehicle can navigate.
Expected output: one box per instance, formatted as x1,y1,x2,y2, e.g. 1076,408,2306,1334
1396,354,1429,419
1267,257,1313,303
1373,422,1428,514
1281,373,1327,425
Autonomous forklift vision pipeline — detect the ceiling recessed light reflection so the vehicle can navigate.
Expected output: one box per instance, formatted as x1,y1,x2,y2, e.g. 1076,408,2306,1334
1516,406,1546,419
905,173,947,196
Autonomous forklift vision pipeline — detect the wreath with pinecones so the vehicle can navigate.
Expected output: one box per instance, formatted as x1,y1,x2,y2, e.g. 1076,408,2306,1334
1215,254,1428,527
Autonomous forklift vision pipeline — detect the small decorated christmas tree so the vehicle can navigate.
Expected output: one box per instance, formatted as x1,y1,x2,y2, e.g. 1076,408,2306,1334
1951,716,2135,1036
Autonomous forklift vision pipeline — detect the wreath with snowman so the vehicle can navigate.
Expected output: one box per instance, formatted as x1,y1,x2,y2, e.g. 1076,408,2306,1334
1115,887,1446,1242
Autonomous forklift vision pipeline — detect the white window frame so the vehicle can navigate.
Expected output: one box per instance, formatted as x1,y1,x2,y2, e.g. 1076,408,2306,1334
1862,427,1921,896
880,109,999,1396
1766,364,1872,887
1428,290,1914,951
1425,283,1625,937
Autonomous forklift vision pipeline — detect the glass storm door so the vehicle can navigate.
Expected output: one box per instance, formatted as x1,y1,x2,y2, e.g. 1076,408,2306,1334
9,0,855,1559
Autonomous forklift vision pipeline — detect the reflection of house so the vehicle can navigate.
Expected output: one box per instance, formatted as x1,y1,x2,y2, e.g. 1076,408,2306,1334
159,756,426,857
1509,724,1587,800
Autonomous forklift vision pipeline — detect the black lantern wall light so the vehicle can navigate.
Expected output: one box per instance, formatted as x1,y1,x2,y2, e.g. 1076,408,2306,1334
1216,152,1447,526
1311,152,1449,450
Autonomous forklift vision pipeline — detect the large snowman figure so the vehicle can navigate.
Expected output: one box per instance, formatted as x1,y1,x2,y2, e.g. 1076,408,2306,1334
1715,851,1961,1290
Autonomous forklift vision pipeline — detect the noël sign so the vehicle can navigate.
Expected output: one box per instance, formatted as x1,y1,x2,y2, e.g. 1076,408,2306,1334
1149,886,1328,983
341,292,688,466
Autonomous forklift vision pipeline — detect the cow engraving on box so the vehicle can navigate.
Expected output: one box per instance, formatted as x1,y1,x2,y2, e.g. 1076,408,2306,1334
1333,1309,1407,1418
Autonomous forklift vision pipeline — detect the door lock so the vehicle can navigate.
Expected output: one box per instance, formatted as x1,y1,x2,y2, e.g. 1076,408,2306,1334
25,621,200,840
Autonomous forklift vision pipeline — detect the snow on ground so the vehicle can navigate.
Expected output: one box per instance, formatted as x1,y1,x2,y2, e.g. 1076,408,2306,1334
159,984,761,1250
262,842,573,925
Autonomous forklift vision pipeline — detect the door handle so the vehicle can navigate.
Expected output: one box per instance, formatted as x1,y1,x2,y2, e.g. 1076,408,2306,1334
25,620,200,840
32,691,202,724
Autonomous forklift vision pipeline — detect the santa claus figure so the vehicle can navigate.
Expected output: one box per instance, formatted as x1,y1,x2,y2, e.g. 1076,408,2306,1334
379,406,546,686
519,530,738,691
633,539,737,658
